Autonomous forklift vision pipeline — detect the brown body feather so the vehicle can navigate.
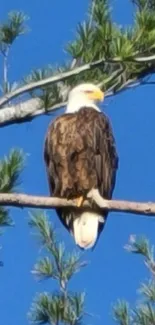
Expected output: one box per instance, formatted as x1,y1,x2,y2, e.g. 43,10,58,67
44,107,118,243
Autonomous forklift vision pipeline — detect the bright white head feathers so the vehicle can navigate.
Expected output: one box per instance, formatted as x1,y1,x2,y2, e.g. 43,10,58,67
65,83,104,113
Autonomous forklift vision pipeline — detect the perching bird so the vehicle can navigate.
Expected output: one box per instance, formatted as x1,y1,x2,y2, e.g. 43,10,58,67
44,83,118,249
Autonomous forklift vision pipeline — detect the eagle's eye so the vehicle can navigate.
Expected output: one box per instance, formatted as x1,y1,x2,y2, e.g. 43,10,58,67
84,90,93,94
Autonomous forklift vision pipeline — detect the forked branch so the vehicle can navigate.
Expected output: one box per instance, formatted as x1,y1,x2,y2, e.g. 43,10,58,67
0,53,155,108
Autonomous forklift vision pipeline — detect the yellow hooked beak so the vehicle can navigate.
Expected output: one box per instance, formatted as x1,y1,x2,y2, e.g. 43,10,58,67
87,89,104,102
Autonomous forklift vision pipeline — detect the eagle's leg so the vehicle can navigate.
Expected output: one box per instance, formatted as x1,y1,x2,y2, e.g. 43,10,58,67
75,196,84,207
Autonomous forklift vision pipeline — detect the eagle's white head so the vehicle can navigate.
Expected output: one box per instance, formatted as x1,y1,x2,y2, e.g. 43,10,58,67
66,83,104,113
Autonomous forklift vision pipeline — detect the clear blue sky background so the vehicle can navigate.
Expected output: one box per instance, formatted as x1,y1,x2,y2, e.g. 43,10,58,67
1,1,155,325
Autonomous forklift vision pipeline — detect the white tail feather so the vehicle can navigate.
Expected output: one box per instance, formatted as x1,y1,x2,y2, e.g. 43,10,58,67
72,211,103,249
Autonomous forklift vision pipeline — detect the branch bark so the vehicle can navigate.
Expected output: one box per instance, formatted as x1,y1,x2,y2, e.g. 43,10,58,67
0,190,155,216
0,98,67,126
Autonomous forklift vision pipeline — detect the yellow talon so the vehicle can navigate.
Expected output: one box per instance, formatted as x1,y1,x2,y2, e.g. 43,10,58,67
76,196,84,207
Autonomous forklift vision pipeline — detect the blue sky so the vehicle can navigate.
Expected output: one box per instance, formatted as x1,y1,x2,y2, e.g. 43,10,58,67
0,1,155,325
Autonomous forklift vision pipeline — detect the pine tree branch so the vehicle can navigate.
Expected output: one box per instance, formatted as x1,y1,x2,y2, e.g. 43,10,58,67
0,54,155,108
0,58,111,108
0,66,125,126
89,0,96,28
0,78,150,127
0,190,155,216
0,54,154,126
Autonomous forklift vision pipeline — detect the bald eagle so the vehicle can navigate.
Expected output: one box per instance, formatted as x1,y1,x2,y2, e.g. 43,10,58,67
44,83,118,249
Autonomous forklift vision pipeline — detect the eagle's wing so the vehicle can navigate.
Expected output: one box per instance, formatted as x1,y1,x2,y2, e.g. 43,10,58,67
44,117,74,231
44,123,58,197
85,111,118,238
93,112,118,200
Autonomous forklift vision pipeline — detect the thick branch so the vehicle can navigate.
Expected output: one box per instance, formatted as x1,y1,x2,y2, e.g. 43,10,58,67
0,98,67,126
0,191,155,216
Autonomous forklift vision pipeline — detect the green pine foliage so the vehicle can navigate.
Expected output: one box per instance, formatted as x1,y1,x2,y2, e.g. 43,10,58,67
21,0,155,107
28,211,87,325
23,67,62,110
113,235,155,325
0,149,24,193
1,2,155,107
0,149,24,265
0,148,24,227
0,11,28,93
0,11,28,46
28,224,155,325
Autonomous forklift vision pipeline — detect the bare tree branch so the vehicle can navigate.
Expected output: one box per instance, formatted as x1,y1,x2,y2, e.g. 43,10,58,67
0,98,41,125
0,190,155,216
0,98,67,126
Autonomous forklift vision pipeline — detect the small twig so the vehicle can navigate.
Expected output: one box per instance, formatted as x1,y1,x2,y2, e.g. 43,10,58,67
98,65,125,89
0,191,155,216
134,54,155,62
3,52,8,86
2,47,10,94
89,0,96,28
